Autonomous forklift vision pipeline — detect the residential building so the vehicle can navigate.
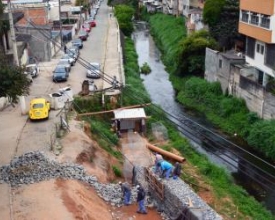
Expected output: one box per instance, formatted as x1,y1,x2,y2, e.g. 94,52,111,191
182,0,205,33
239,0,275,87
0,11,24,62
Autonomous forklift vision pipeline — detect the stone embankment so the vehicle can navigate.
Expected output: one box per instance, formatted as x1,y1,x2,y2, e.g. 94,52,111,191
134,166,223,220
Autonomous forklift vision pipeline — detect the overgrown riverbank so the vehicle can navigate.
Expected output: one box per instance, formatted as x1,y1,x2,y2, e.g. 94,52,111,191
142,13,274,219
123,35,274,219
147,13,275,162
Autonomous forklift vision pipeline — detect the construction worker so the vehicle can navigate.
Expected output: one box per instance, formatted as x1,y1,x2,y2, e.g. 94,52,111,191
172,162,182,179
136,185,147,214
154,153,163,174
157,160,173,179
119,181,131,205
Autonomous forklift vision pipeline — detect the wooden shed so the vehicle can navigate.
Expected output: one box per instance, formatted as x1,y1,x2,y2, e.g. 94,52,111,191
113,108,146,133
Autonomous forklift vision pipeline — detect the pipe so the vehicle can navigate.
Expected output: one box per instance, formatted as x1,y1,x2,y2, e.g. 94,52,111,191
146,143,185,163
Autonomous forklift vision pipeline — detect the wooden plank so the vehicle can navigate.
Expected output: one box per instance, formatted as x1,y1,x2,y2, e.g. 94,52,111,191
77,103,152,117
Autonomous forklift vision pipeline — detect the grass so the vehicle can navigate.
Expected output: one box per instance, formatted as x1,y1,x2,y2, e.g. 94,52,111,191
112,165,122,177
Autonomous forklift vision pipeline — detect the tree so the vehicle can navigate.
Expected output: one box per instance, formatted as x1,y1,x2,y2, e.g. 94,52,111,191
178,30,218,77
203,0,241,50
0,49,30,103
114,5,134,36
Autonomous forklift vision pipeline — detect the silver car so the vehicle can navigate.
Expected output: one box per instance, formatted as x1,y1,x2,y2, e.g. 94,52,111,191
57,60,71,73
86,62,101,79
60,54,76,66
25,64,40,78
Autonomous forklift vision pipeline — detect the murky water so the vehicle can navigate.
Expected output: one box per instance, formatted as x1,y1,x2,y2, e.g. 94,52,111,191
133,21,275,214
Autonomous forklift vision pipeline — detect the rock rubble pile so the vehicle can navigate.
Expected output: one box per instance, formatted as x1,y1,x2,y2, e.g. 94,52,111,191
0,151,127,207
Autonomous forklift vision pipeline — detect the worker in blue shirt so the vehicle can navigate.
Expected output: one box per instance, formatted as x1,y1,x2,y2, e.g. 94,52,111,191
157,160,173,179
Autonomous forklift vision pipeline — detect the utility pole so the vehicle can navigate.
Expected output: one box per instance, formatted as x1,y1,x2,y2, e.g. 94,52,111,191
8,0,26,115
8,0,19,66
58,0,63,49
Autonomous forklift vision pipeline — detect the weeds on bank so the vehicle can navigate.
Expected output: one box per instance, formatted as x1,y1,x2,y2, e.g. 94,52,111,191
130,14,274,219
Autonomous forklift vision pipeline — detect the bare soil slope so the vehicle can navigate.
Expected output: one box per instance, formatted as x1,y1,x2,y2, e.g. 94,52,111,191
11,119,163,220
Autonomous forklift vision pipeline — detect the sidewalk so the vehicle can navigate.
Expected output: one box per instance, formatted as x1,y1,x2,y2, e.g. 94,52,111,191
103,8,125,95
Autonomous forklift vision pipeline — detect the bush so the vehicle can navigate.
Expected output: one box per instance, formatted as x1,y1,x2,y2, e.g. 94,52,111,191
114,5,135,36
140,62,151,74
112,165,122,177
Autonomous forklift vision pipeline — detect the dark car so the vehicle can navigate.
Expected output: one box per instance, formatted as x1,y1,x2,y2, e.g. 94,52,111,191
72,38,83,49
52,66,69,82
78,29,88,41
57,60,71,73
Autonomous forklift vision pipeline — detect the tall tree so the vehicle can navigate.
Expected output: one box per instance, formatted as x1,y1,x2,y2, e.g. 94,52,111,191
178,30,218,77
203,0,241,50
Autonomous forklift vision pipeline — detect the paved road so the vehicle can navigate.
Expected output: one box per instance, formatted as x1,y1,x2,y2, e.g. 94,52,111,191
0,0,116,165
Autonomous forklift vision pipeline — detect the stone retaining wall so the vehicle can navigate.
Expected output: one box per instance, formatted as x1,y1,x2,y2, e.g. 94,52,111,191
134,166,223,220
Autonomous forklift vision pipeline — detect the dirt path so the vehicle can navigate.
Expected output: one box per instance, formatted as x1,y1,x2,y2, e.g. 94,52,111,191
6,119,163,220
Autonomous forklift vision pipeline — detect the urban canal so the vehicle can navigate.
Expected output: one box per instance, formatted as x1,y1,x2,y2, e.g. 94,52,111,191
133,21,275,214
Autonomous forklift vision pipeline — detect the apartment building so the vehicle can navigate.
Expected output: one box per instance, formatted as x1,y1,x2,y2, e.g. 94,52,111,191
239,0,275,86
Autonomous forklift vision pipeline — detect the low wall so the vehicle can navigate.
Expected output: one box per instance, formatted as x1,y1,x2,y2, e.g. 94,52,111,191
134,166,222,220
0,97,8,111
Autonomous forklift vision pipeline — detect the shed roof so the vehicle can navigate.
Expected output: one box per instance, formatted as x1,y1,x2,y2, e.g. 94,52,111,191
114,108,146,119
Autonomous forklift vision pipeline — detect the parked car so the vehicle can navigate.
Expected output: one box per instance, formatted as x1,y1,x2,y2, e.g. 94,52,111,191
60,54,76,66
82,23,91,33
78,29,88,41
85,18,96,28
52,65,69,82
23,72,33,84
86,62,101,79
24,63,40,78
66,47,79,60
29,98,50,120
71,38,83,49
57,60,71,73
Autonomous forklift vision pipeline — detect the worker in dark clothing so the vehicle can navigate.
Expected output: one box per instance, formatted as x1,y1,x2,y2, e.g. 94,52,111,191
119,181,131,205
172,162,182,179
136,185,147,214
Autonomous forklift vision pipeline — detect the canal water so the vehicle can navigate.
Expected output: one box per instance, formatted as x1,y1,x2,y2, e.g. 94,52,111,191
132,21,275,214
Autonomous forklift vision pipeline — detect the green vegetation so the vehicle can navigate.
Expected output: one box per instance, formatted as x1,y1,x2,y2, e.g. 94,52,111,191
149,14,186,74
203,0,241,49
112,165,122,177
135,10,275,218
203,0,225,26
122,38,151,105
114,5,135,36
0,50,30,103
140,62,151,74
178,30,218,77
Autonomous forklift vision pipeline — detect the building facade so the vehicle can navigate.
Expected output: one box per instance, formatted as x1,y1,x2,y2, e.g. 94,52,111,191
239,0,275,87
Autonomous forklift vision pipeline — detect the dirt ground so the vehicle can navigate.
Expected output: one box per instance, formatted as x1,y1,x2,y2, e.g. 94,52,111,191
10,119,163,220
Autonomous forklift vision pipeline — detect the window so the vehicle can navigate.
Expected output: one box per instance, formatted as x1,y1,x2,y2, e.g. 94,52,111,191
219,59,222,68
250,12,259,25
260,15,270,29
241,10,249,22
256,43,265,55
265,44,275,68
246,37,255,58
